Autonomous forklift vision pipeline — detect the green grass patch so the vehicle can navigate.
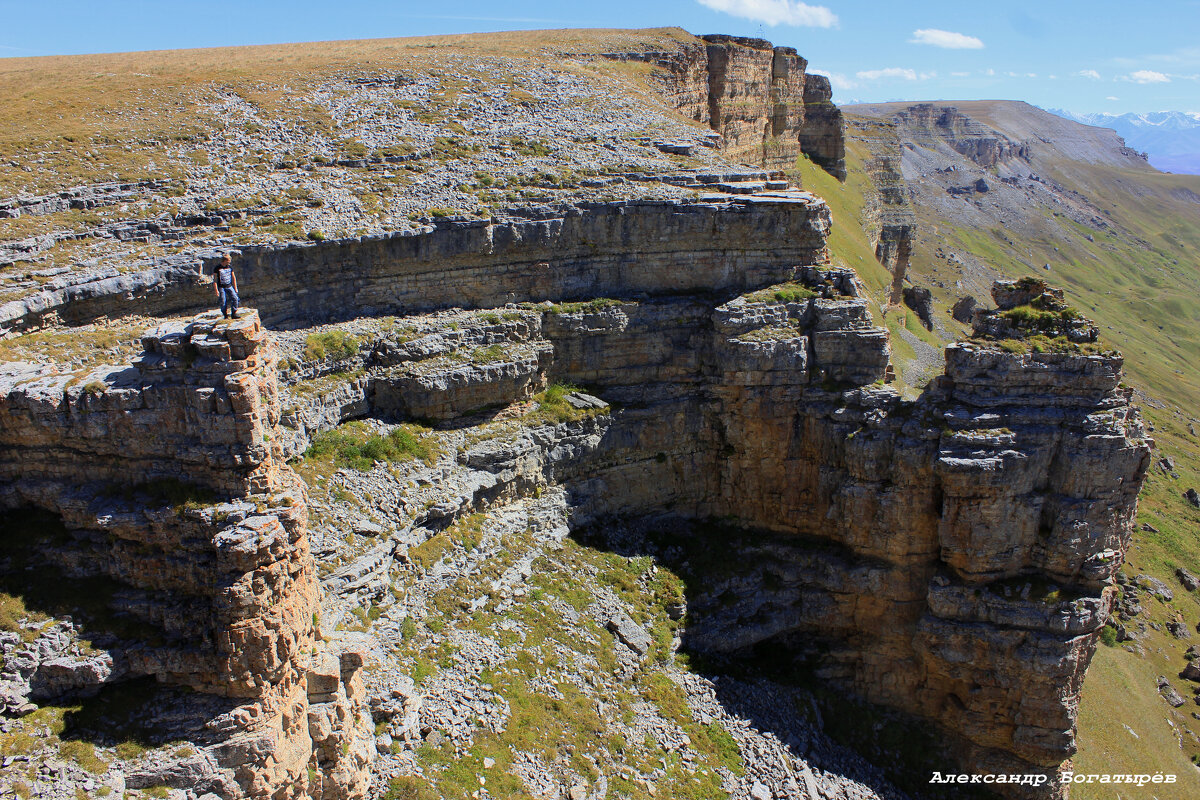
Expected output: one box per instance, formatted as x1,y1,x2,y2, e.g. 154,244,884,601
744,282,818,304
302,421,436,472
525,382,601,425
58,740,110,774
288,368,367,398
538,297,623,315
302,330,360,362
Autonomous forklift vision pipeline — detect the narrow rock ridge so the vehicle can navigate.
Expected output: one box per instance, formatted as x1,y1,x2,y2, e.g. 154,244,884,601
846,115,918,304
0,199,1149,798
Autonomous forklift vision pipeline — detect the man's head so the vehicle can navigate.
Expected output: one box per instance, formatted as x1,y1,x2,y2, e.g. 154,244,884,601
221,254,232,266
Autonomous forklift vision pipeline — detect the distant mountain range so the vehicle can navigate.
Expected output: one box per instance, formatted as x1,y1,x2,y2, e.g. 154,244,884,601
1047,109,1200,174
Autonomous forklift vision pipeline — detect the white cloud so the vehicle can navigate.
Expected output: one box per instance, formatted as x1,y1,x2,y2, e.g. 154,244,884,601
854,67,916,80
908,28,984,49
950,71,970,77
810,69,857,90
696,0,837,28
1004,71,1038,78
1076,69,1101,80
984,68,996,76
1106,96,1120,101
1128,69,1170,83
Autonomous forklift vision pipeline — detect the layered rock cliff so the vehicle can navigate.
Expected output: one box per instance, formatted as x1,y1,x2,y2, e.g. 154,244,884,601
0,30,1156,800
846,115,917,303
0,186,1151,799
602,34,846,177
0,312,372,798
887,104,1031,169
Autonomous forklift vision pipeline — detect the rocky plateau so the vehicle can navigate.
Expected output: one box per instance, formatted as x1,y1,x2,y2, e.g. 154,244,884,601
0,28,1156,800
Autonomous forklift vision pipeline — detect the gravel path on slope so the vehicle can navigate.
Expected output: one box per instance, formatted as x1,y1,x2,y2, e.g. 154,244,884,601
896,326,944,389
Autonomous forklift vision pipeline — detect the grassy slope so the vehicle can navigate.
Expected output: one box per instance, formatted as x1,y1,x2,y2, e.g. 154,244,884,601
791,139,944,395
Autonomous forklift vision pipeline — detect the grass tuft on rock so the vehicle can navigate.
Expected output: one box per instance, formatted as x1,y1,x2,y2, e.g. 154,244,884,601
302,330,360,362
525,382,594,425
303,421,436,471
744,282,819,304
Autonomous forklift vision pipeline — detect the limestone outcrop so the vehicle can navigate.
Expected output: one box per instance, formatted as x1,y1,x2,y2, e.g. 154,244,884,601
265,255,1145,796
603,34,846,177
886,104,1030,168
846,114,917,303
0,191,1148,798
0,195,830,336
0,26,1160,800
0,311,374,798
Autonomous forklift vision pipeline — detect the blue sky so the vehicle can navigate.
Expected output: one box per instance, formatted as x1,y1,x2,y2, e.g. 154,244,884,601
1,0,1197,114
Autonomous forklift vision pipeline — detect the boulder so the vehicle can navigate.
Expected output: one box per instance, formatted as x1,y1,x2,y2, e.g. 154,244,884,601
992,278,1064,311
1135,574,1174,602
307,650,341,700
351,519,385,537
29,653,114,700
606,614,653,657
950,295,979,324
1167,621,1192,640
1178,567,1200,592
902,286,934,330
1158,677,1187,707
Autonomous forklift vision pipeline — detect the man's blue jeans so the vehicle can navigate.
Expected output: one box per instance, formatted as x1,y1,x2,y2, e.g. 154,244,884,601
219,287,239,317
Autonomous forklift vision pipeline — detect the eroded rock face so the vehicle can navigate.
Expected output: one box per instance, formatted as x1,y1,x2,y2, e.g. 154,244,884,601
0,182,1149,800
271,270,1148,796
606,35,846,177
0,195,830,335
891,104,1031,168
0,311,375,799
846,116,915,302
797,73,848,179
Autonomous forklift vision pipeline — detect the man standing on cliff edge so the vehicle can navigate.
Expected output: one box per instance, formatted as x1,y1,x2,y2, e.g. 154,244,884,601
214,254,240,319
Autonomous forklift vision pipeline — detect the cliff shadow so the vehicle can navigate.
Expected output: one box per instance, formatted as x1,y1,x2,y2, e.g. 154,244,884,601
571,516,996,800
0,507,241,748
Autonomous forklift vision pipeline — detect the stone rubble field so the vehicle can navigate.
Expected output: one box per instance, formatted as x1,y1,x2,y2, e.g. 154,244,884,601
0,51,727,298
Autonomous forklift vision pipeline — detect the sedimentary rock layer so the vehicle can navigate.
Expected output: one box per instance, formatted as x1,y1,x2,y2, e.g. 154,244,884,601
273,260,1148,795
846,115,917,302
887,104,1030,168
0,193,1149,799
0,195,829,335
602,34,846,177
0,313,372,798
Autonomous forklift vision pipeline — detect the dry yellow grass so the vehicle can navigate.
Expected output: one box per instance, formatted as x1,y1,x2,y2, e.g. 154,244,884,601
0,27,698,195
